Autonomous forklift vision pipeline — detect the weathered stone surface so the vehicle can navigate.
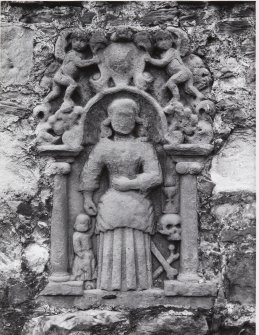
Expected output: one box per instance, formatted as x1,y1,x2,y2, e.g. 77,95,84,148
0,132,40,198
0,221,22,282
211,130,255,193
0,26,34,86
23,243,49,274
22,310,128,335
215,19,252,34
134,311,208,335
8,283,30,305
225,252,255,305
221,227,255,242
141,7,178,26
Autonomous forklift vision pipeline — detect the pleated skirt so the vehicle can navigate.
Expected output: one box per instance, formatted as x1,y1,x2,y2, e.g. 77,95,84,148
96,228,152,291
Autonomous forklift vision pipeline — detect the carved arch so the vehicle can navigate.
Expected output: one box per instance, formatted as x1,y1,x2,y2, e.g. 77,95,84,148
65,86,168,146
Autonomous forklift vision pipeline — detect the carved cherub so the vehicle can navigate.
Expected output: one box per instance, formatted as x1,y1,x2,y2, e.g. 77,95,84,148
34,31,99,117
71,214,96,289
146,30,204,102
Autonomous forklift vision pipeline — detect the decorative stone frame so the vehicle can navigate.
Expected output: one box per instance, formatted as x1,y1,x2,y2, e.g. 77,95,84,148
35,26,218,308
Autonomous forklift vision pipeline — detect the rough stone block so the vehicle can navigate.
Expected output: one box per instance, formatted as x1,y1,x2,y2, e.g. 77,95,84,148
216,19,252,34
23,243,49,274
164,280,218,297
221,227,256,242
135,311,208,335
211,130,255,193
0,26,34,86
141,8,178,26
22,310,128,335
0,130,40,199
8,282,30,305
225,252,255,305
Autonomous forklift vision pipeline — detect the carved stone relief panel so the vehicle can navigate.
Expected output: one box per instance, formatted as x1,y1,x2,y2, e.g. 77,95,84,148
35,26,217,306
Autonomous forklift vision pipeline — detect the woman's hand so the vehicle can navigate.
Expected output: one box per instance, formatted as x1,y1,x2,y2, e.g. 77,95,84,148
83,197,97,216
92,56,100,64
144,54,151,62
112,176,137,192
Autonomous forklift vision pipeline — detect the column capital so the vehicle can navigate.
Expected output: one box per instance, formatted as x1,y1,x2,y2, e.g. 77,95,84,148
51,162,71,175
176,162,204,175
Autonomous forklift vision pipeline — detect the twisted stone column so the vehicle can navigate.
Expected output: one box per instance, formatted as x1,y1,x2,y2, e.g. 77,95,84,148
49,162,71,282
175,161,204,282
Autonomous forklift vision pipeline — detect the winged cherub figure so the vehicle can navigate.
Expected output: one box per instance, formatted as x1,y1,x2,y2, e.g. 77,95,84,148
146,30,204,102
34,31,99,117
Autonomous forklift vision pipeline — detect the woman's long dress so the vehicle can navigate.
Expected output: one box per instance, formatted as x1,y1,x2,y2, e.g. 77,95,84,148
80,137,162,291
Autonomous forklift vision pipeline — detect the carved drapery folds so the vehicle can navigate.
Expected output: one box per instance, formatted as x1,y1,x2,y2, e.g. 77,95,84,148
36,26,217,302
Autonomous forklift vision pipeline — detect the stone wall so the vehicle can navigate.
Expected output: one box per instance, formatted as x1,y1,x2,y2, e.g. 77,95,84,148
0,1,255,334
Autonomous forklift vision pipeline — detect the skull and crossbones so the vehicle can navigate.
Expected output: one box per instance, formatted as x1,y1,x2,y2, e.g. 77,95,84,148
158,214,181,241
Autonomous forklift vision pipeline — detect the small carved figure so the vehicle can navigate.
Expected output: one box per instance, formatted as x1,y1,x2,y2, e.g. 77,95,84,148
34,31,99,117
71,214,96,289
146,30,204,102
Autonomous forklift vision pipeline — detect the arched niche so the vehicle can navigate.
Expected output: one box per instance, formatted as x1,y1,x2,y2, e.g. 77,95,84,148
79,86,167,145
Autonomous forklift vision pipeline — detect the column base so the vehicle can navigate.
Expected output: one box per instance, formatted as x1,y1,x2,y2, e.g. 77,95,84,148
49,272,71,282
164,280,218,297
177,273,201,282
41,281,84,296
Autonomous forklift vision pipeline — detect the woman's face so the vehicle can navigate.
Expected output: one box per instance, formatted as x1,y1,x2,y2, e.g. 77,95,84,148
111,105,135,135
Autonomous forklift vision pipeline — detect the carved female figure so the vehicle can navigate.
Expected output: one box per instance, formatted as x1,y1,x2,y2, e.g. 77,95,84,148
80,98,162,291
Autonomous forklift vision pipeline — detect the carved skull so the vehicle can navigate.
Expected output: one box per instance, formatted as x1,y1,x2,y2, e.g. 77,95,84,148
158,214,181,241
